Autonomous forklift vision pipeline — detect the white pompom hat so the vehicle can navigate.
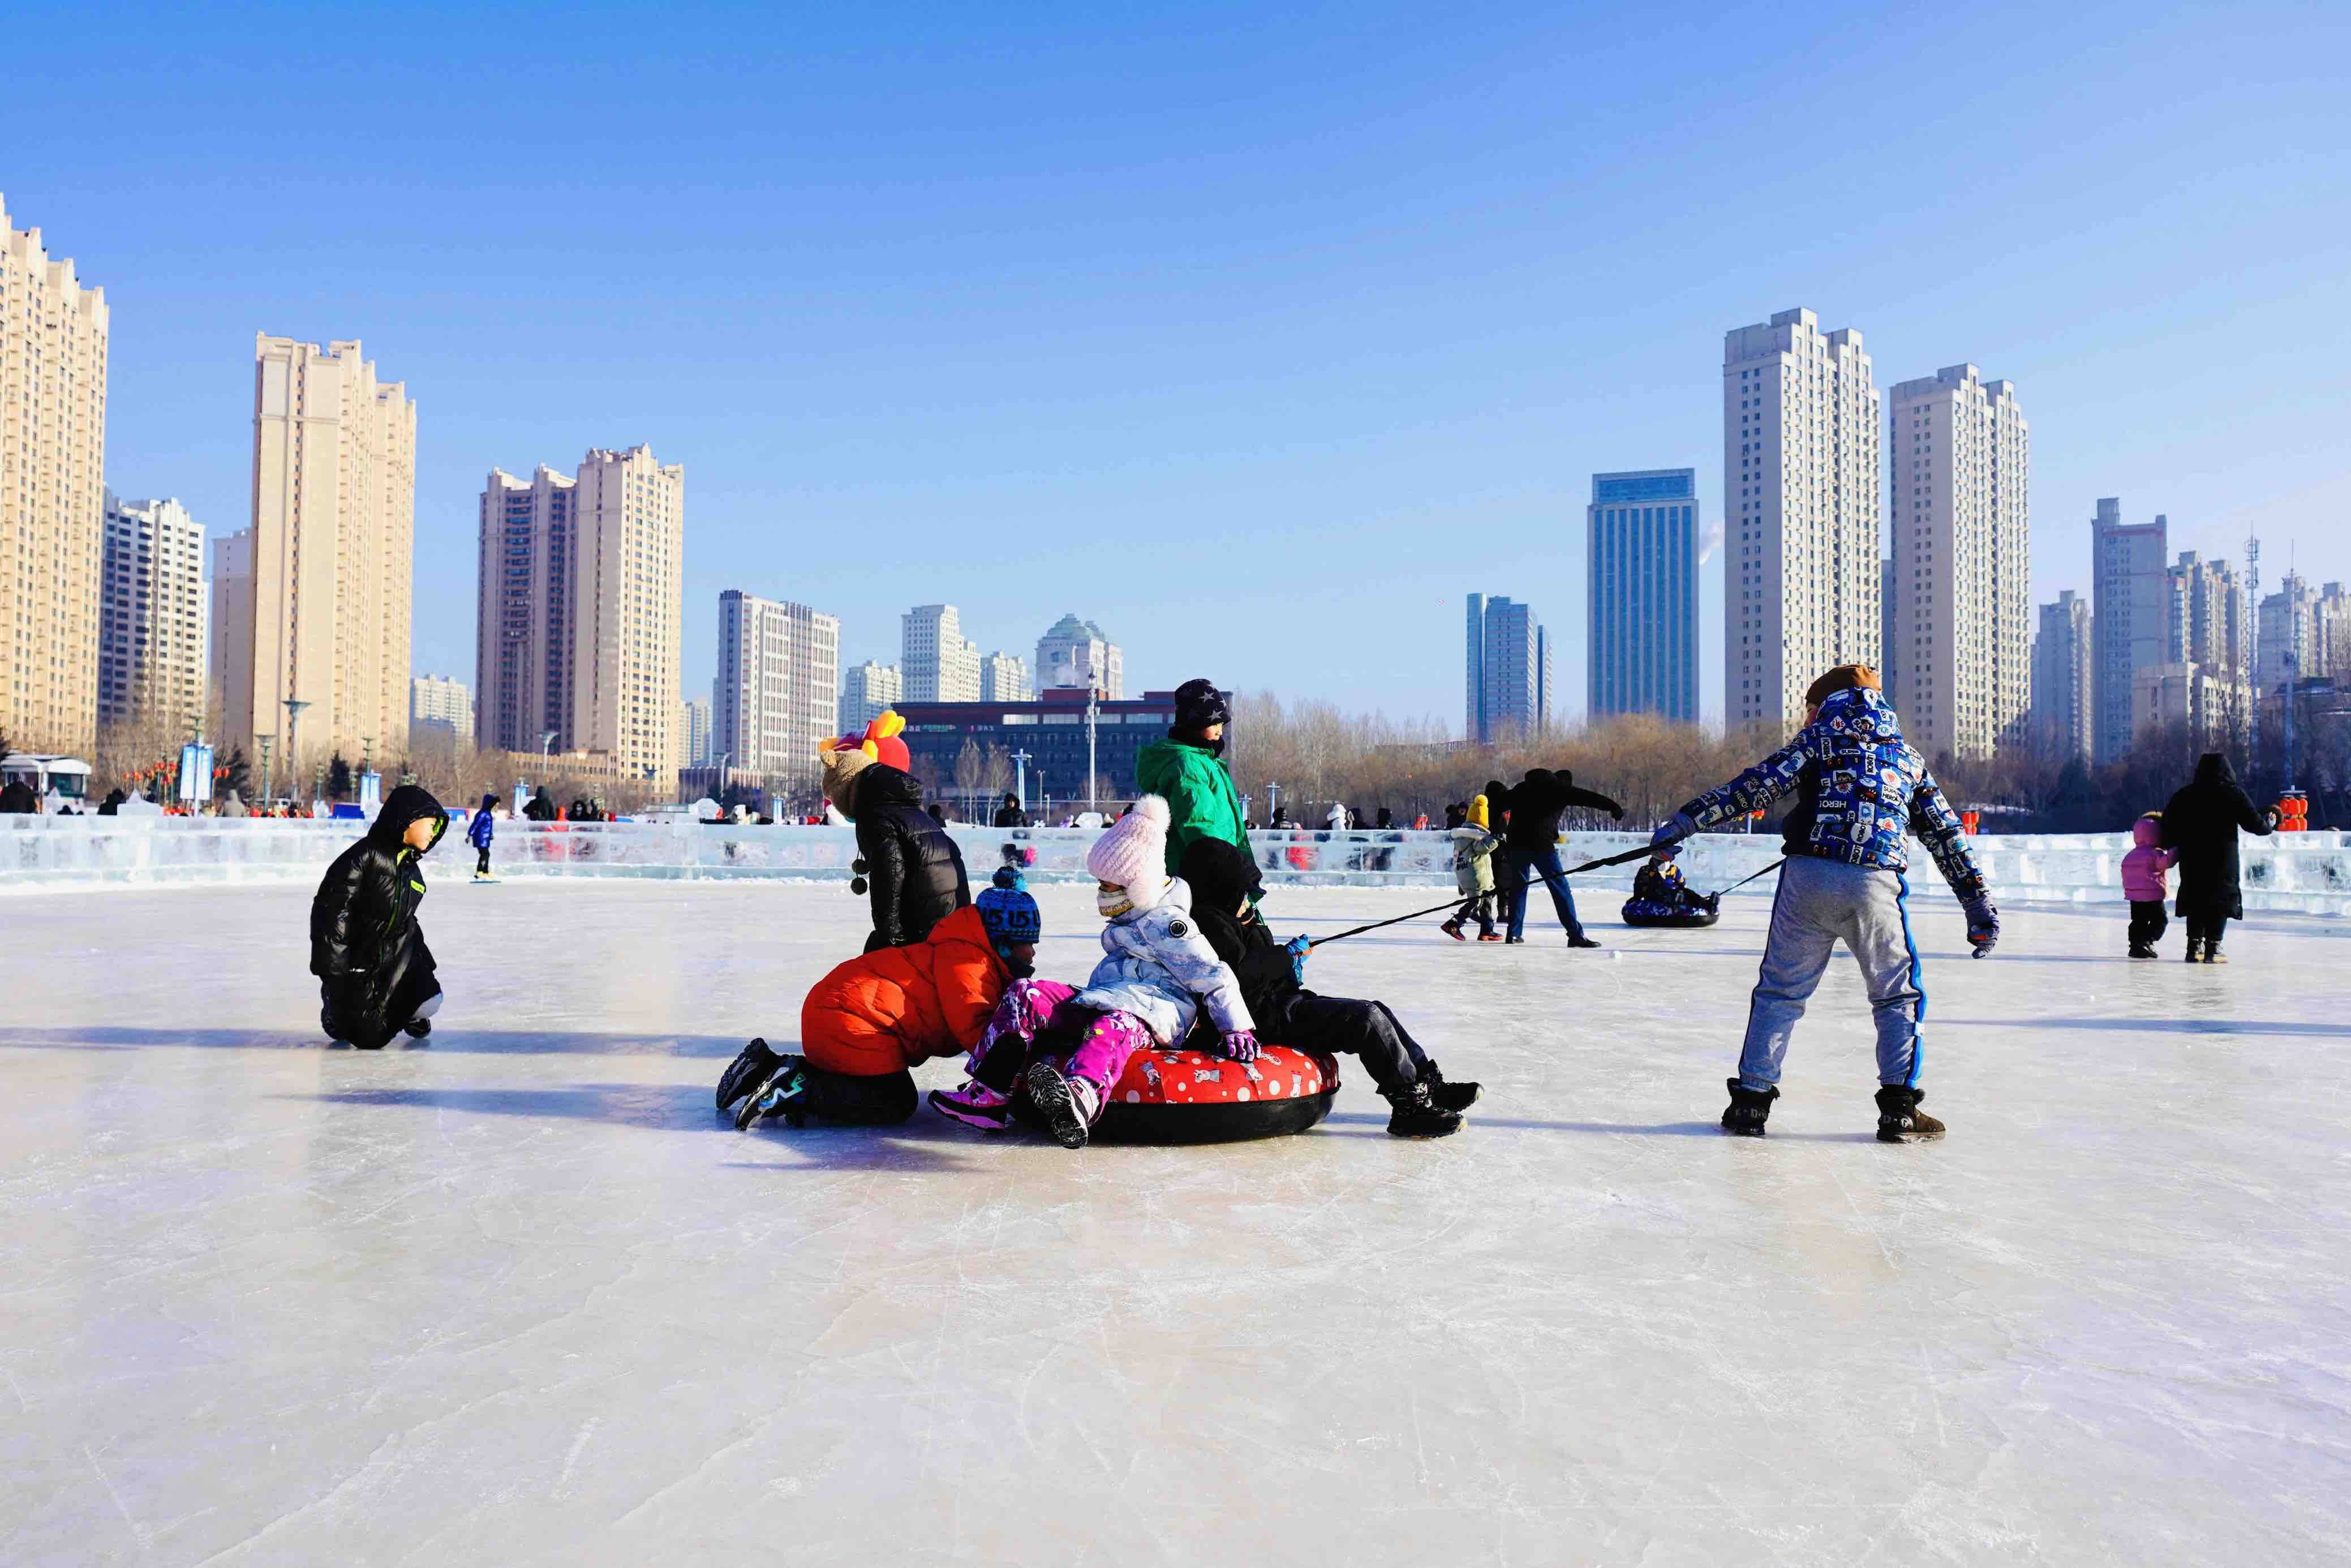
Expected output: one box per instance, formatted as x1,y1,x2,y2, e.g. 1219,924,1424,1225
1086,795,1172,909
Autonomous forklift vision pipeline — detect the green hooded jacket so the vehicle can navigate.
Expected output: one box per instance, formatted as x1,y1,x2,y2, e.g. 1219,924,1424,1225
1134,736,1246,875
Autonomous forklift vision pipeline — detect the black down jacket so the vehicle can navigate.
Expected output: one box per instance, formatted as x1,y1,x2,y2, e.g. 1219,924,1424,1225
1502,768,1624,850
2160,753,2276,924
850,764,970,951
310,784,449,1048
1179,838,1298,1020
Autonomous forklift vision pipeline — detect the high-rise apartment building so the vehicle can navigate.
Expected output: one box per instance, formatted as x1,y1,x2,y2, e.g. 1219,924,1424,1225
3,195,109,753
981,651,1031,703
840,661,904,733
98,493,205,738
1887,365,2031,759
2167,550,2250,746
474,464,577,754
2091,499,2168,761
1466,593,1548,743
473,447,682,792
409,673,472,733
680,696,712,769
224,336,415,782
2031,591,2094,764
207,531,252,734
1724,307,1881,731
715,590,839,802
2259,575,2351,699
1034,614,1123,696
1587,469,1698,723
902,604,981,703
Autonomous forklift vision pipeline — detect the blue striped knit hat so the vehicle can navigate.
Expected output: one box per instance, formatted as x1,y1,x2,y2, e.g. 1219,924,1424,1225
975,866,1042,949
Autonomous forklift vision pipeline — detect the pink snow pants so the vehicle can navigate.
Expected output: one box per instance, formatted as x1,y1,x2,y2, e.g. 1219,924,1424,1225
969,979,1151,1103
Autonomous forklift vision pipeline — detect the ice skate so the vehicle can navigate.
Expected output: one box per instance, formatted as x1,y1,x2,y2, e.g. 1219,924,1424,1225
1875,1084,1944,1144
1382,1080,1462,1139
734,1056,809,1131
715,1037,781,1112
1418,1058,1481,1112
2183,939,2204,963
1476,931,1503,943
1440,920,1465,942
1026,1059,1098,1150
2203,945,2228,964
1721,1079,1777,1136
2128,943,2157,959
929,1079,1012,1131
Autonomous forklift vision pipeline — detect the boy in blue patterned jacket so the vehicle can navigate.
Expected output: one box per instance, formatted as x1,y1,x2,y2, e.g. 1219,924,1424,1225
1653,665,1999,1144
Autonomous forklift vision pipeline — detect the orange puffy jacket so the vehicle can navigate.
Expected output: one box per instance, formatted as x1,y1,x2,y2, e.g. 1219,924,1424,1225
800,903,1012,1077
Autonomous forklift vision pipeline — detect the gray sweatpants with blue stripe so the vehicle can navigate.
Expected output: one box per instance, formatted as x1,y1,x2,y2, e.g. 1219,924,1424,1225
1737,855,1924,1091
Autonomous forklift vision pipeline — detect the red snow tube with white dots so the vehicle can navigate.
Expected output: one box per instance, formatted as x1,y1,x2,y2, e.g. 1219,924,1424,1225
1091,1044,1340,1144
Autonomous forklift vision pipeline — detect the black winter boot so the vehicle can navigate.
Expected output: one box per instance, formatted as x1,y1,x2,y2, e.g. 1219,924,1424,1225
1382,1080,1463,1139
1874,1084,1945,1144
1417,1058,1481,1112
736,1055,810,1131
716,1037,782,1112
402,1017,432,1039
2182,938,2204,963
1720,1078,1777,1136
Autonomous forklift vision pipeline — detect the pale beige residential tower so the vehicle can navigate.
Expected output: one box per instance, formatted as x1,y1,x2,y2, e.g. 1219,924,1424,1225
715,589,839,803
224,336,415,786
1724,308,1880,732
2,194,110,754
840,661,903,731
1888,365,2031,760
980,650,1031,703
474,464,578,753
902,604,981,703
100,493,207,738
568,446,683,794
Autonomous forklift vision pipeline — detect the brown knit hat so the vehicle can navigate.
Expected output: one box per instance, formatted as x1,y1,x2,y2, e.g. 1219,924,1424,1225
819,744,876,816
1804,664,1882,707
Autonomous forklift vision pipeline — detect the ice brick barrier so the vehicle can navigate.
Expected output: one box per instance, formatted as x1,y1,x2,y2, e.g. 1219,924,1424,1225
4,817,2348,914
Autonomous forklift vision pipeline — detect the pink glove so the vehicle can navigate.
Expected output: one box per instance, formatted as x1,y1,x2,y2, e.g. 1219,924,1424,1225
1220,1029,1260,1064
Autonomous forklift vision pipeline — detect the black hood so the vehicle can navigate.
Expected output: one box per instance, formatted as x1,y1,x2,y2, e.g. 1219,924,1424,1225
2193,752,2236,789
368,783,448,851
1522,768,1553,789
859,764,923,811
1180,837,1263,916
1554,768,1573,787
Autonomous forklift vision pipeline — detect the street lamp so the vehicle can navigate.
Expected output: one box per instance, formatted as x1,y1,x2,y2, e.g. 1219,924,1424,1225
283,699,310,811
1085,686,1100,811
1011,747,1031,817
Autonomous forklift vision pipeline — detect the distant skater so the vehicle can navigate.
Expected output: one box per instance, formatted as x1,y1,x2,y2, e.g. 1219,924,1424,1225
2160,754,2277,964
467,792,497,881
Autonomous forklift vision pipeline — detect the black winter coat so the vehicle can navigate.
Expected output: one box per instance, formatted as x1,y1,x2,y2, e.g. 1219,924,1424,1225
993,804,1029,827
0,779,36,813
2160,754,2275,923
311,784,448,1048
1180,839,1299,1019
1502,769,1624,849
852,764,970,951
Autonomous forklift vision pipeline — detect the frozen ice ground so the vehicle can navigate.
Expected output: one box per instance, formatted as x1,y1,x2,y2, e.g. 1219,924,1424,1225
4,880,2348,1568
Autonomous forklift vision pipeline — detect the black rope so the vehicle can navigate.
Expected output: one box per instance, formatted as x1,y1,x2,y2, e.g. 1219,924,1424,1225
1304,845,1788,949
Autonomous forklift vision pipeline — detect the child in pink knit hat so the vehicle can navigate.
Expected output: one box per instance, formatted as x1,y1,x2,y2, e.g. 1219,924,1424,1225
931,795,1258,1149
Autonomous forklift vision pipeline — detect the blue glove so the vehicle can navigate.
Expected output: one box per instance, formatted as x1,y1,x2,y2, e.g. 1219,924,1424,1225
1963,895,2000,957
1651,811,1697,849
1284,934,1312,983
1220,1029,1260,1064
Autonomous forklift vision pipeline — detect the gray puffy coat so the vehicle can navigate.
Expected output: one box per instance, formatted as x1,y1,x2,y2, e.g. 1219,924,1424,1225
1073,878,1254,1045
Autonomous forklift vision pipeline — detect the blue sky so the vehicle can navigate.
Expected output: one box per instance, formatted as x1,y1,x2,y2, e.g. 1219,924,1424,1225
13,1,2348,731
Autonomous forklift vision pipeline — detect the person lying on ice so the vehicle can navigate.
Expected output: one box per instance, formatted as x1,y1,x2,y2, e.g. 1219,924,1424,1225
718,867,1042,1128
1621,842,1716,922
1178,837,1473,1138
1652,664,1998,1144
310,784,450,1049
929,795,1256,1150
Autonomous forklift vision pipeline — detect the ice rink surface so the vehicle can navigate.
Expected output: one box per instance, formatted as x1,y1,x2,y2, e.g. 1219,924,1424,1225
5,878,2348,1567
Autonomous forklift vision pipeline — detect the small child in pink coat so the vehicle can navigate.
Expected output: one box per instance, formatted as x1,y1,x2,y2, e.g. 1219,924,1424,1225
2122,813,2178,958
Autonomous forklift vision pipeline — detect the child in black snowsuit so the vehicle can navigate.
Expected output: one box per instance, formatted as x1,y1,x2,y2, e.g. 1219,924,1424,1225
1178,838,1473,1138
310,784,449,1049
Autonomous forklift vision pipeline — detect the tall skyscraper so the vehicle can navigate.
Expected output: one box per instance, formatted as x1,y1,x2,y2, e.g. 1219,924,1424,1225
981,651,1031,703
840,661,904,733
1724,307,1881,731
1468,594,1548,742
473,447,682,791
98,493,205,738
1034,614,1123,696
2031,591,2094,763
1464,593,1486,742
715,589,839,799
678,696,711,769
2091,499,2168,761
1587,469,1698,723
409,674,472,733
3,195,109,754
473,464,577,754
902,604,981,703
1887,365,2031,759
225,335,415,780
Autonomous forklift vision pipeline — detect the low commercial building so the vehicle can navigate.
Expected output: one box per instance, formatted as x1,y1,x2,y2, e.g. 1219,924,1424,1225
893,687,1218,815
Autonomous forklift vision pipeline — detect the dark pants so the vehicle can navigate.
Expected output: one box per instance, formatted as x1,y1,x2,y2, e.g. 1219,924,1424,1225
2186,914,2230,951
1503,845,1583,941
475,845,491,876
320,938,441,1050
802,1065,918,1125
2128,901,2167,949
1260,992,1430,1095
1449,890,1495,934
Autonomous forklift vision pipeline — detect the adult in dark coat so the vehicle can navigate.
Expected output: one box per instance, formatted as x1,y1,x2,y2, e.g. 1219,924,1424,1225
826,755,970,953
522,787,557,822
0,778,37,813
98,788,126,816
310,784,449,1048
1499,767,1625,946
2160,753,2277,963
992,794,1029,828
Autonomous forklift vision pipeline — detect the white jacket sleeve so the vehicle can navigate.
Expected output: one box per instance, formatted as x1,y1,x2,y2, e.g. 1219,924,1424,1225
1151,913,1256,1036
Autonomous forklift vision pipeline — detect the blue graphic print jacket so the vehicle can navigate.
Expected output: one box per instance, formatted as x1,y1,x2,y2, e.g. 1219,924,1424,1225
1677,687,1987,902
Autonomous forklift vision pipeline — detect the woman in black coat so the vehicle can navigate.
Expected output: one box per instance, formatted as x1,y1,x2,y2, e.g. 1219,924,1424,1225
2160,753,2277,963
310,784,449,1047
843,763,969,952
